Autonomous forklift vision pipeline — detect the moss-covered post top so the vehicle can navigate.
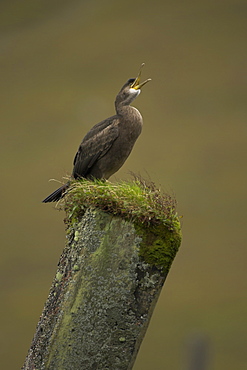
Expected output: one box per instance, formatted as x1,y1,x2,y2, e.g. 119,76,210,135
61,176,181,273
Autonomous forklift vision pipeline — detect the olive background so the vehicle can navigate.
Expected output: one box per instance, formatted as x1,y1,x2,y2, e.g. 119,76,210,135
0,1,246,369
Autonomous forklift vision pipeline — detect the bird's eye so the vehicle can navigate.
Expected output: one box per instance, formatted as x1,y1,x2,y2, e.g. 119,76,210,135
127,78,135,87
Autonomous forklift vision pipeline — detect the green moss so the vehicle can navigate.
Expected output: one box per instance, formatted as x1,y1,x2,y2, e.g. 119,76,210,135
58,175,182,272
135,222,181,272
60,175,179,231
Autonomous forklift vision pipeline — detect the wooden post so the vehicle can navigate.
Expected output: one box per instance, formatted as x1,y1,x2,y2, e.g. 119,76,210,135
23,179,181,370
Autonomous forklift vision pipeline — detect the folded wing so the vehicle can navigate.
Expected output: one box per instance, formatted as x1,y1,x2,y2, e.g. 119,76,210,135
72,118,119,178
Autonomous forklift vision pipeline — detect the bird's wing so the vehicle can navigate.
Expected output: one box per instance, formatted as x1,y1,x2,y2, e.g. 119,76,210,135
82,115,117,142
72,118,119,178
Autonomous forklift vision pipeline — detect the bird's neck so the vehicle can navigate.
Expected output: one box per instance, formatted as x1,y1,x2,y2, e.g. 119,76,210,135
115,104,142,122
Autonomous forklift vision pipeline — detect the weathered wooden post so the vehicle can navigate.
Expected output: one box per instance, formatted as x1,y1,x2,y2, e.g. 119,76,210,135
23,178,181,370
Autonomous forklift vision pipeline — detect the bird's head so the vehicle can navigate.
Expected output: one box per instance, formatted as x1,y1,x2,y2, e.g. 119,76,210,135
115,63,151,108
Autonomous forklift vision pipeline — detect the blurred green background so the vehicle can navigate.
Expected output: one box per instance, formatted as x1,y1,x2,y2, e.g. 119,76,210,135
1,0,246,369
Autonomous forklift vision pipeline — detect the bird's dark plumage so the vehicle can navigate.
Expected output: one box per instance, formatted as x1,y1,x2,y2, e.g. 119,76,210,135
42,65,151,203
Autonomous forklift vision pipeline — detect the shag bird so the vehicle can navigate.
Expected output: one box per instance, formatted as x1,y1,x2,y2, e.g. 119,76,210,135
42,64,151,203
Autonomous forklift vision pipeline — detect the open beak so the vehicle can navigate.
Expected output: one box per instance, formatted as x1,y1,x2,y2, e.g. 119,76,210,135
131,63,151,89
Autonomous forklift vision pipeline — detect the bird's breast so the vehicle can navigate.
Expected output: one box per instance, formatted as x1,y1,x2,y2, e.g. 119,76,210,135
120,107,143,140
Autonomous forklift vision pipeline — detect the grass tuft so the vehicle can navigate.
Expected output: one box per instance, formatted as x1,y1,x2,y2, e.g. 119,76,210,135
60,175,179,229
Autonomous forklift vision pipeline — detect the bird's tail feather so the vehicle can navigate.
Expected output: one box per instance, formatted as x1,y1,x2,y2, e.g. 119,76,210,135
42,183,69,203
